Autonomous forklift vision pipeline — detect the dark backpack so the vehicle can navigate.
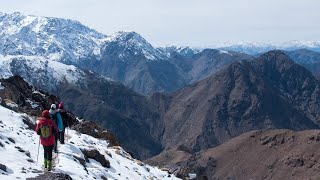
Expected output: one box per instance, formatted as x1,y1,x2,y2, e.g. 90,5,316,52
40,125,52,139
50,113,58,125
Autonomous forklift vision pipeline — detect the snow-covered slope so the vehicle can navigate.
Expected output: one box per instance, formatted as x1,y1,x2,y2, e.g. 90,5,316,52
0,55,88,92
157,45,200,58
0,12,107,62
0,12,166,63
104,31,165,61
0,105,179,180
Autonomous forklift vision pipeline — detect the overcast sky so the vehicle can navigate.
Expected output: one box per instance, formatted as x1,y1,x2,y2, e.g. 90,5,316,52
0,0,319,47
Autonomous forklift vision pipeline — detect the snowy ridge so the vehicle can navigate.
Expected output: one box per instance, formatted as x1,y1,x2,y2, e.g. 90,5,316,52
157,45,200,58
0,12,107,62
215,41,320,55
0,105,179,179
0,55,87,91
105,31,164,60
0,12,175,63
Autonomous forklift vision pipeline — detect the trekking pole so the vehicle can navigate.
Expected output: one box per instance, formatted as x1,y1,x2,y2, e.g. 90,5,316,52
66,127,68,143
56,137,60,164
36,137,40,164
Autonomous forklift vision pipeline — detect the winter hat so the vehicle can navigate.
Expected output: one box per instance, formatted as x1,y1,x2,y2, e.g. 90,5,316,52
58,102,64,109
51,104,57,110
42,110,50,118
49,104,57,114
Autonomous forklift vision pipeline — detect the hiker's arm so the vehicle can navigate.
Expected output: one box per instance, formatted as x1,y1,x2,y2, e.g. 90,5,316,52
35,123,40,135
53,122,59,134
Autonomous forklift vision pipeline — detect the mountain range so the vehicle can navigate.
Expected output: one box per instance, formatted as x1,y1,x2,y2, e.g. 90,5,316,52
1,11,320,179
1,12,319,95
149,50,320,153
218,41,320,55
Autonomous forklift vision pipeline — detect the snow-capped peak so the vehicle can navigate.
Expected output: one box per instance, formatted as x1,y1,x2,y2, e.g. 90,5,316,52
279,40,320,49
212,40,320,55
0,12,107,62
105,31,164,60
0,55,88,92
157,45,200,58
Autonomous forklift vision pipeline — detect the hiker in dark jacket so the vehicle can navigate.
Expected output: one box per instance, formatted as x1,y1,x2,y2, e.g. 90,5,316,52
57,102,68,144
49,104,63,152
36,110,58,171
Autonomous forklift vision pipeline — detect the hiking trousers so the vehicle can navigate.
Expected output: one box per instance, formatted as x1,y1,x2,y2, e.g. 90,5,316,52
54,133,59,152
60,130,65,144
43,145,54,161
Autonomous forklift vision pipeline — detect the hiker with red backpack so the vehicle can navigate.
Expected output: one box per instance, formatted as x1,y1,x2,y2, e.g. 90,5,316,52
36,110,58,171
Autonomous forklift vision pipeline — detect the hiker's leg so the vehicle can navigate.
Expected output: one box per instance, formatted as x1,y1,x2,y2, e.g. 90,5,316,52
54,134,58,152
47,145,54,171
47,145,54,161
43,146,48,159
43,146,48,168
60,130,65,144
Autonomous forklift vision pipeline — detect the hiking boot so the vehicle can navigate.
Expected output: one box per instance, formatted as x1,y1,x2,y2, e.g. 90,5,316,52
44,159,48,169
47,160,52,171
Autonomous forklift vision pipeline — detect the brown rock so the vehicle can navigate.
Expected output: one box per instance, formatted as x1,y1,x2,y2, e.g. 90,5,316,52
81,149,110,168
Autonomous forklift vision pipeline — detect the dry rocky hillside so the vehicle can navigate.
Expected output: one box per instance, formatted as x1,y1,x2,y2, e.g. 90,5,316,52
286,49,320,76
150,50,320,154
148,130,320,180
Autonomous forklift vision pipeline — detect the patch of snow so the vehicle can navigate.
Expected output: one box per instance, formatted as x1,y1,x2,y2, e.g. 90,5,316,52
4,99,18,108
219,50,231,55
0,55,14,78
0,82,4,90
188,173,197,179
26,99,39,109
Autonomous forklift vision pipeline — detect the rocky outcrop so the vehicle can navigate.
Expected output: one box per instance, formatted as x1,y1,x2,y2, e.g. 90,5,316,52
81,149,110,168
0,163,7,172
0,75,59,117
27,172,73,180
72,120,120,147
